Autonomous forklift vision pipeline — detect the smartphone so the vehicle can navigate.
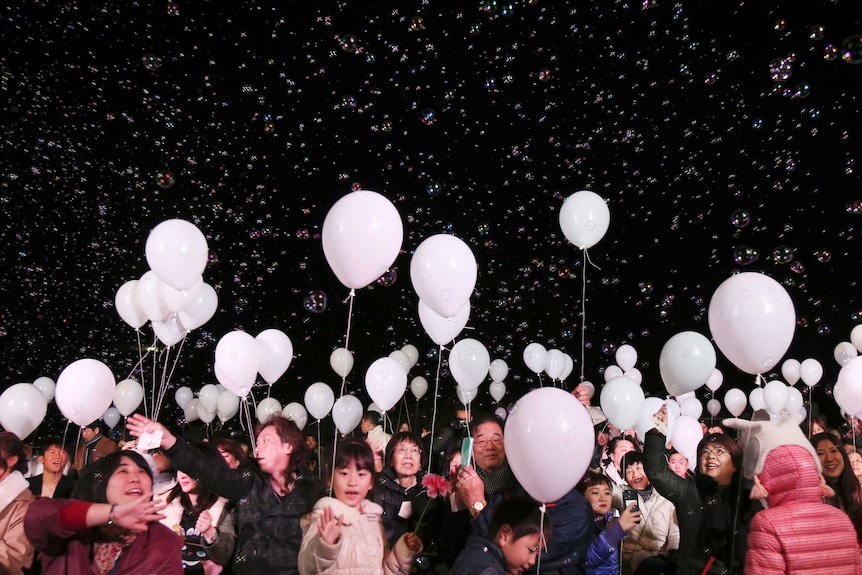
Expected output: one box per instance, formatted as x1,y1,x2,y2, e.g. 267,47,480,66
460,436,474,469
622,489,639,512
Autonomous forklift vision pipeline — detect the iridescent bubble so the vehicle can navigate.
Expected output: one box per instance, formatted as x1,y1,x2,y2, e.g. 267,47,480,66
845,200,862,213
296,228,310,239
376,268,397,287
538,69,552,82
793,83,811,98
500,2,515,17
469,23,481,35
426,347,439,360
818,325,831,336
303,291,328,314
380,118,393,132
852,309,862,322
814,250,832,263
484,77,497,90
477,222,490,235
341,95,357,108
425,180,442,197
561,328,574,340
809,25,825,40
340,34,358,53
420,109,436,125
156,170,175,189
752,118,764,130
841,35,862,64
769,58,793,82
601,341,616,356
558,267,570,278
410,16,425,31
167,4,180,16
790,261,805,274
638,281,653,294
351,182,362,191
732,246,759,266
704,72,718,85
771,245,794,264
730,209,751,227
502,74,514,85
824,44,838,60
774,19,786,31
142,53,162,71
482,0,499,14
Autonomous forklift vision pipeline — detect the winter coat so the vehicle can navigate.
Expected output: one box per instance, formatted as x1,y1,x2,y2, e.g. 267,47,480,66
27,473,77,499
643,431,761,575
583,511,626,575
0,471,34,574
165,438,325,575
620,486,679,573
160,493,238,569
24,498,183,575
371,467,441,549
72,434,119,472
525,487,593,575
298,496,418,575
745,445,862,575
450,534,506,575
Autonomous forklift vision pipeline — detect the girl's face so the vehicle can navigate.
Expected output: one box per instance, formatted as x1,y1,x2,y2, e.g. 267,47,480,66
498,528,542,575
584,482,612,517
848,452,862,482
698,442,735,486
106,456,153,505
332,463,373,508
176,470,200,494
390,440,421,479
811,421,825,436
217,447,241,469
611,441,635,470
817,439,845,480
668,453,689,478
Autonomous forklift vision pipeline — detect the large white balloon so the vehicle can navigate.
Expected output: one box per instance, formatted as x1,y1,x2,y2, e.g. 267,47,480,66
781,359,801,386
763,380,789,414
418,299,470,346
786,386,804,416
158,276,204,313
329,347,355,378
184,398,201,422
32,377,56,401
449,338,491,392
749,387,766,412
800,358,823,387
113,379,144,416
177,282,218,331
304,382,335,420
671,415,704,466
410,376,428,400
679,396,704,420
708,272,796,375
322,190,403,290
196,401,216,424
145,219,209,291
255,329,294,385
0,383,47,439
600,376,645,431
389,350,412,374
704,369,723,392
256,397,283,424
523,343,548,375
410,234,478,318
659,331,716,397
505,388,594,502
489,359,509,383
115,280,148,329
56,359,116,427
559,190,611,250
332,395,363,434
283,402,309,430
197,384,221,413
214,331,261,398
365,357,407,412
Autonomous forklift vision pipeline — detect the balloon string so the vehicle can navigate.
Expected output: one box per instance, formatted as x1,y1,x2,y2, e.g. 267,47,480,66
579,249,587,384
154,347,171,423
156,334,187,422
537,503,547,574
129,329,150,419
150,330,159,424
427,345,445,474
339,289,356,398
242,399,255,452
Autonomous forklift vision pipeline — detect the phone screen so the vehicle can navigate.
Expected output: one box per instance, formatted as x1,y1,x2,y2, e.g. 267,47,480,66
623,489,639,511
460,436,474,469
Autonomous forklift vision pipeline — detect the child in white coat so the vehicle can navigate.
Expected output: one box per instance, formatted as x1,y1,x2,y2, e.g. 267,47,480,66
299,438,422,575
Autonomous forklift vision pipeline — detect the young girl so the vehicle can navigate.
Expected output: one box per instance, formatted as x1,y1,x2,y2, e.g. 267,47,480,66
299,438,422,575
450,495,551,575
579,472,641,575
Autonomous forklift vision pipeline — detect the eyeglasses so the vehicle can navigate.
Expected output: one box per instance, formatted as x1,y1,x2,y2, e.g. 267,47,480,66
397,447,421,456
474,436,503,449
699,447,729,459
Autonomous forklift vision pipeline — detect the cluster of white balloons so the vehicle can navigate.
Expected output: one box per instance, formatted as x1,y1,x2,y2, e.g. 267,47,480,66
603,344,642,385
523,343,575,382
214,329,294,398
830,325,862,419
175,384,239,425
115,219,216,347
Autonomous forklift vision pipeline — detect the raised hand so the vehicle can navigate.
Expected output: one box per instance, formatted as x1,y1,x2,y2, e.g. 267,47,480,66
108,493,167,531
126,414,177,450
317,505,343,545
618,502,643,531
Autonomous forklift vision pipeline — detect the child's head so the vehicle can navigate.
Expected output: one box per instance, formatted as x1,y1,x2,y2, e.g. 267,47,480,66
578,472,613,517
487,495,551,575
331,437,375,508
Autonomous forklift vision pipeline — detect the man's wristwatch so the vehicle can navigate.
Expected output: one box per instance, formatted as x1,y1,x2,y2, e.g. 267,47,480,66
469,500,486,517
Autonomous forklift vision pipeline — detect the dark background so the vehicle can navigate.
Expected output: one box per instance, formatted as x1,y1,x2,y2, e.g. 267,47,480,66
2,0,861,442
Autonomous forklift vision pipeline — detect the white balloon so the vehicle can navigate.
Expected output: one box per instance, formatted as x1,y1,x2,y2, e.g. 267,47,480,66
781,359,801,386
495,407,508,420
113,379,144,417
216,390,240,423
706,398,721,417
659,331,716,396
763,380,790,414
786,386,804,416
0,383,47,439
214,331,261,398
196,401,216,424
256,329,294,385
559,190,611,250
56,359,116,427
32,377,56,401
410,376,428,400
175,386,193,409
410,234,478,318
544,349,566,380
158,276,204,313
615,345,638,372
705,369,723,392
852,325,862,353
152,316,186,347
603,365,623,383
450,338,491,392
177,282,218,331
332,395,363,434
800,358,823,387
679,396,703,420
304,382,335,420
283,402,308,430
635,397,667,444
145,219,209,291
389,350,412,374
197,384,221,413
256,397,283,424
600,376,645,431
115,280,148,329
489,359,509,383
560,354,575,382
365,357,407,412
670,415,704,466
184,398,201,422
418,299,471,346
329,347,355,378
724,388,747,417
136,270,171,323
624,368,643,386
401,344,419,367
523,343,548,375
749,387,766,412
102,407,121,430
490,382,506,403
835,341,859,367
456,384,478,405
581,381,596,400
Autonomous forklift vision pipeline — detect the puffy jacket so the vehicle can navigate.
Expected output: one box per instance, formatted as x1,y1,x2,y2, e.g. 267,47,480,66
621,487,679,572
371,467,440,548
584,511,625,575
299,497,418,575
745,445,862,575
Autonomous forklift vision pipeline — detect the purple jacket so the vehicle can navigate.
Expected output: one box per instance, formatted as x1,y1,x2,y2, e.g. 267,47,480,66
24,498,183,575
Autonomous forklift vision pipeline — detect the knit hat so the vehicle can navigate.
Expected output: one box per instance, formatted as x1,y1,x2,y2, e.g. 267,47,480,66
722,411,821,480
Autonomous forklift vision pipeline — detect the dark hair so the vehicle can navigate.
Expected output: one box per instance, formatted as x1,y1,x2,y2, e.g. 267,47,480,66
621,451,645,472
577,471,612,494
82,421,107,435
211,437,250,469
167,443,226,512
334,437,375,474
469,413,504,437
696,433,742,475
73,451,153,503
39,437,71,455
384,431,426,469
255,414,309,480
811,432,862,515
487,495,552,542
605,437,641,468
0,432,27,474
362,412,381,425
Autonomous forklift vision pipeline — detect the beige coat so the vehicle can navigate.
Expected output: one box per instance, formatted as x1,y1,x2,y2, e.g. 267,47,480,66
621,487,680,573
0,471,35,575
299,497,418,575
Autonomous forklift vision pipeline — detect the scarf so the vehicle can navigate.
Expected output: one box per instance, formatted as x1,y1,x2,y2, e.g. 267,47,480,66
93,533,137,575
475,461,513,496
0,471,29,513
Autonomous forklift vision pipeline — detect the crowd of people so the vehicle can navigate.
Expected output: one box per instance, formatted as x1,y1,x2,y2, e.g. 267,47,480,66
1,387,862,574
